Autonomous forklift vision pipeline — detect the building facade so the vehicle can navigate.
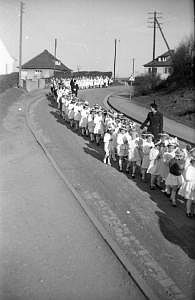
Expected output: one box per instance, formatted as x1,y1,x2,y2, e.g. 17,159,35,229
21,49,72,90
144,50,174,80
0,38,14,75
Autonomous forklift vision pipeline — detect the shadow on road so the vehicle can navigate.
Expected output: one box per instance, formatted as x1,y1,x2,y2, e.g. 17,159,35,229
46,93,195,260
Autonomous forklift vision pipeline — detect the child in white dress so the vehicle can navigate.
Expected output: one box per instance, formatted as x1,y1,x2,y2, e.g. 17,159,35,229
117,127,128,171
159,143,177,192
103,128,113,165
147,143,160,189
79,104,89,135
87,110,95,142
126,128,139,178
94,111,104,145
178,148,195,217
141,133,154,181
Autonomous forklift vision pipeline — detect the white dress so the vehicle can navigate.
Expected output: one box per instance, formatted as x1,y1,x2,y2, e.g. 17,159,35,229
94,115,104,134
87,114,95,133
128,138,139,161
141,141,154,169
116,133,125,156
147,147,160,175
74,106,80,121
178,164,195,200
79,109,89,128
104,133,111,155
67,103,74,119
158,151,175,180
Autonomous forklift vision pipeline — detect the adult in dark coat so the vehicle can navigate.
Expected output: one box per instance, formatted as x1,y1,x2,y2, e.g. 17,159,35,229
70,78,74,93
73,80,79,97
140,103,163,141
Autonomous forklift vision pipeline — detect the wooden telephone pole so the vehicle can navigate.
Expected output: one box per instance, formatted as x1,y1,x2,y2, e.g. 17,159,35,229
18,1,24,87
113,39,117,81
53,38,57,77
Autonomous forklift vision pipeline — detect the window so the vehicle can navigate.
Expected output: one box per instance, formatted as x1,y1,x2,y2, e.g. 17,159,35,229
34,70,42,78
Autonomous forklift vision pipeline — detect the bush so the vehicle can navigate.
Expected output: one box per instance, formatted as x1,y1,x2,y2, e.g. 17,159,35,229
169,35,193,87
134,73,161,95
0,72,19,93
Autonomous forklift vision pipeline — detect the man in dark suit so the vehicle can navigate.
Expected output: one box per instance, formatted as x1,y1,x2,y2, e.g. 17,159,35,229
140,103,163,141
73,80,79,97
70,77,74,93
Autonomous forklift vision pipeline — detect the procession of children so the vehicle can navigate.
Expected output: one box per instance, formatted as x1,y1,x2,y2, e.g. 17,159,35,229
50,78,195,218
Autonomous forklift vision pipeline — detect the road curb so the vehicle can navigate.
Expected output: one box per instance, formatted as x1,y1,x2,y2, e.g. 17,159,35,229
25,94,161,300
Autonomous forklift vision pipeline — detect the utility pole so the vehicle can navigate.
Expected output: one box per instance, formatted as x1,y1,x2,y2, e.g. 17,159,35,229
53,38,57,78
129,58,135,101
18,1,24,87
152,11,156,63
148,11,162,88
54,38,57,58
113,38,117,81
132,58,135,75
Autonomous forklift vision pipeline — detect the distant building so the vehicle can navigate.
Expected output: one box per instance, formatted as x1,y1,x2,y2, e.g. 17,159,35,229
144,50,174,79
21,49,72,80
0,38,14,75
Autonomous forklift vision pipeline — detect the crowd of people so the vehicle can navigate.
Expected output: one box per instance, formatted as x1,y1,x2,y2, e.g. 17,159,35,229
50,78,195,218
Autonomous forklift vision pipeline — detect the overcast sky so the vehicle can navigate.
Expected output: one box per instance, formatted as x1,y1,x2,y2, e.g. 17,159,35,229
0,0,193,77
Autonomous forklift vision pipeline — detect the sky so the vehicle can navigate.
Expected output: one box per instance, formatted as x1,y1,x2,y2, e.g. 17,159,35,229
0,0,193,77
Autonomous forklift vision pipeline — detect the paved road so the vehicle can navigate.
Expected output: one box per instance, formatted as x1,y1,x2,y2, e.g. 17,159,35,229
29,88,195,300
0,89,145,300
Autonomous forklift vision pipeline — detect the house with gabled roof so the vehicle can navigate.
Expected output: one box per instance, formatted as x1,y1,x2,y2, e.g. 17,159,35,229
144,50,174,79
21,49,72,80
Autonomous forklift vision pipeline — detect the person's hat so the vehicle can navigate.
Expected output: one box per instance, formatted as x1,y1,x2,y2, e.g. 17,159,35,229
189,148,195,160
168,137,179,145
167,142,177,147
175,148,185,158
150,103,158,110
130,126,137,132
120,126,127,131
113,112,118,118
107,127,114,132
145,132,154,138
159,132,169,138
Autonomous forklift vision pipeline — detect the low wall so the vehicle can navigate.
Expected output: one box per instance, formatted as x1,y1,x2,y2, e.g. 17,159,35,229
22,79,46,92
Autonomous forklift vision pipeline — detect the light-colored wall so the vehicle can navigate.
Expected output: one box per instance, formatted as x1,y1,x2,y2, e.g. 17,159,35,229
22,78,46,91
21,69,54,80
0,40,14,75
145,66,172,80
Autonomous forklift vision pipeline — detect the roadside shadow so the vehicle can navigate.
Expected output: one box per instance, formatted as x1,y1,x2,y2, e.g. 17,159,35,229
50,111,67,126
45,93,57,109
156,211,195,259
